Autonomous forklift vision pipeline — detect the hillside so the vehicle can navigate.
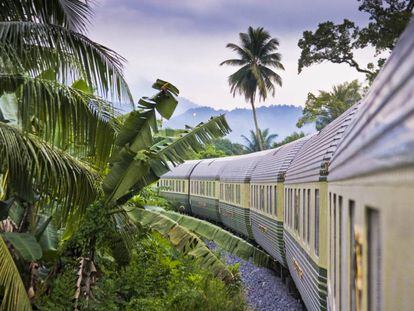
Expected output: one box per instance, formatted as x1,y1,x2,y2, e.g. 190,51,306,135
164,104,315,143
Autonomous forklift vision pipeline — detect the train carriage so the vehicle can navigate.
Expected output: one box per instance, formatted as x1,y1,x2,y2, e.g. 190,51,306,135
219,150,271,239
158,160,201,213
327,19,414,311
250,137,310,267
283,104,361,311
189,157,234,222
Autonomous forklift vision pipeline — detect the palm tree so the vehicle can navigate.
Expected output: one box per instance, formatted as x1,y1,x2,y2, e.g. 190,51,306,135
221,26,284,150
242,128,278,152
0,1,232,309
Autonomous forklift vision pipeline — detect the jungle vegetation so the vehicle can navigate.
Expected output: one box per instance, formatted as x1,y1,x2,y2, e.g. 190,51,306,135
241,128,278,152
297,80,363,130
0,1,248,310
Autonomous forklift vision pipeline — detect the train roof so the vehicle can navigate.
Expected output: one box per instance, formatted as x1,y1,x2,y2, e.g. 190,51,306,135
161,160,201,179
329,19,414,181
285,103,361,184
220,149,273,183
190,156,236,180
250,135,313,183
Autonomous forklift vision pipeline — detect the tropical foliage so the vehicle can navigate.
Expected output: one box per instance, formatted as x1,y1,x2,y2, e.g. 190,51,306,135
298,0,413,82
297,80,362,130
36,231,246,311
272,131,305,148
221,26,284,150
242,128,278,152
0,1,235,309
186,138,246,159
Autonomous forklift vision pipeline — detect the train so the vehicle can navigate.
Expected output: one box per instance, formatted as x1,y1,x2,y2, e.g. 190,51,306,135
157,20,414,311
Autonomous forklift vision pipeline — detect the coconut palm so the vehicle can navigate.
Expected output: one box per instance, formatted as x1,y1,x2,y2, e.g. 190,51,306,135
242,128,278,152
0,2,232,309
221,26,284,150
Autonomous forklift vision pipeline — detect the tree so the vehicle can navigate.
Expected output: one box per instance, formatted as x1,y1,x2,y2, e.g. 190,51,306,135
242,128,277,152
211,138,246,156
0,1,131,309
0,0,232,308
297,80,362,130
220,26,284,150
273,131,305,148
298,0,413,82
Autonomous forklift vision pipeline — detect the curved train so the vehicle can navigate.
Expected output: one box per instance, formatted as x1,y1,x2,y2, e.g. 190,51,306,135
158,20,414,311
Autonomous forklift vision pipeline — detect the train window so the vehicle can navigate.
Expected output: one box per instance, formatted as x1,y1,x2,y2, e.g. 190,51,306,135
302,189,306,240
338,196,343,308
269,186,273,215
284,188,287,220
260,186,265,212
367,208,381,311
274,186,277,217
254,186,257,209
294,189,299,233
315,189,320,256
288,189,291,227
251,186,254,208
307,189,310,243
333,194,337,298
329,192,333,292
349,200,356,311
290,189,293,228
286,189,290,228
269,186,272,214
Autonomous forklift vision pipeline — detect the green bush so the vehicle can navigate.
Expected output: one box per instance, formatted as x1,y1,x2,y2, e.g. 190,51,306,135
36,232,246,311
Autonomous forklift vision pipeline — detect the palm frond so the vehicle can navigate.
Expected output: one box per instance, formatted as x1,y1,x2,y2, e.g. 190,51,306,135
0,21,132,103
125,207,234,282
0,74,119,165
0,236,32,311
0,122,100,221
155,208,271,267
219,59,247,66
0,0,92,33
103,114,230,206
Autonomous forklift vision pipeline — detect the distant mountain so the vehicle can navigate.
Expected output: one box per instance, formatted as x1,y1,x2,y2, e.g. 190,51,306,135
174,97,201,115
164,104,315,144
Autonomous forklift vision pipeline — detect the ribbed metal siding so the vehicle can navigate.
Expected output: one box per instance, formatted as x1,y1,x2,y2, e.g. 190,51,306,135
190,196,221,222
250,211,287,266
329,20,414,181
285,105,360,184
162,160,201,179
285,232,328,311
251,137,312,183
159,192,191,212
219,203,253,239
220,150,272,183
191,157,234,180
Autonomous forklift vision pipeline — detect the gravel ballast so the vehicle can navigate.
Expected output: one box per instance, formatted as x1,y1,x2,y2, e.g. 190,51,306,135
207,242,303,311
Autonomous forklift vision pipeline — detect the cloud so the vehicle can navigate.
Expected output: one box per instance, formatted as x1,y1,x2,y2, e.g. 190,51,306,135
89,0,373,109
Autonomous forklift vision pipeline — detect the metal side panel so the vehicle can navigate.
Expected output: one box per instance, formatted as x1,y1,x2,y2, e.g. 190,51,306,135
160,192,191,213
189,195,221,223
285,231,327,311
219,202,253,239
250,210,287,267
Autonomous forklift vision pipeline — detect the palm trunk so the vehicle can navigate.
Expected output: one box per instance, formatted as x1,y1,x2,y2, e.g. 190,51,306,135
250,101,263,150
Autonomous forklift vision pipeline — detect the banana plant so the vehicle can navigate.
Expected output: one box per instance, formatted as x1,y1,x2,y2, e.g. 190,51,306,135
128,207,271,270
103,79,230,207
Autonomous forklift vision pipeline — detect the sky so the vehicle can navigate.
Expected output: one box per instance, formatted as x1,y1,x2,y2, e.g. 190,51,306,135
89,0,375,110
